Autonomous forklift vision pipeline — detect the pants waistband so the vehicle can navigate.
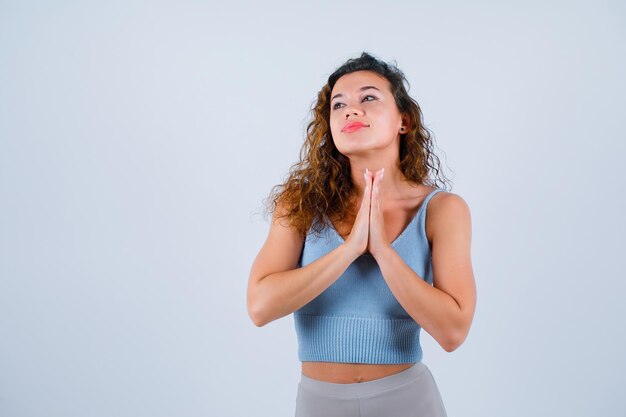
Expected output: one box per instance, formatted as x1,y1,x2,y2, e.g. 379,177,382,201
298,362,428,398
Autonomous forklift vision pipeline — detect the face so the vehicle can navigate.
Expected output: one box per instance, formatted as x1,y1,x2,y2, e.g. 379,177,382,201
329,70,405,155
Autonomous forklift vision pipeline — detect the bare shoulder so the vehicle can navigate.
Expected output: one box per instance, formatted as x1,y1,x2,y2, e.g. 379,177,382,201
425,191,471,244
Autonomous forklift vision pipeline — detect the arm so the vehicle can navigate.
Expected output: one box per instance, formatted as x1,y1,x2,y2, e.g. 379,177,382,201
247,199,362,327
373,193,477,352
248,242,360,327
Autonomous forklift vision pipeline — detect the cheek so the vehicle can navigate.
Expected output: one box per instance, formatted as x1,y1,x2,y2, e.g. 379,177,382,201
329,116,341,134
378,110,401,130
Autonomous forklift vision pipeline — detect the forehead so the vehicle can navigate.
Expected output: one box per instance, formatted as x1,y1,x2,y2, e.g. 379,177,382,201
331,70,390,96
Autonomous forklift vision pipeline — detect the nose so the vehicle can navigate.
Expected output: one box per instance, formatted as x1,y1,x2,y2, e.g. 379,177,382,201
344,105,364,118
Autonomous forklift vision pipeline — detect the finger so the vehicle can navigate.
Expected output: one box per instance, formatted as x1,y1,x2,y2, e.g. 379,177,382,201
361,171,370,208
375,168,383,182
375,169,383,211
371,180,378,213
363,170,373,209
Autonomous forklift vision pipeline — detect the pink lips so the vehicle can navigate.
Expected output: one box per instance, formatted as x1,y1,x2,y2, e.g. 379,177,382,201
342,122,369,133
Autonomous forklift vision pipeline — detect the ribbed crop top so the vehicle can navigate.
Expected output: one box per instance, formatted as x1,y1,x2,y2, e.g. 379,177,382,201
293,188,444,364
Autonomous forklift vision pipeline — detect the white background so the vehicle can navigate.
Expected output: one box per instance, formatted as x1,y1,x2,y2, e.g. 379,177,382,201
1,1,625,416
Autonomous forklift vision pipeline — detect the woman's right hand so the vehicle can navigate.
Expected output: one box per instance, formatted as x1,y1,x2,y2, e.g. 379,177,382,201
344,169,373,257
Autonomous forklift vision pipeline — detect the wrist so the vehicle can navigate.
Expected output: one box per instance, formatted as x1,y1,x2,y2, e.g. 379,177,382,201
340,242,363,261
371,244,395,262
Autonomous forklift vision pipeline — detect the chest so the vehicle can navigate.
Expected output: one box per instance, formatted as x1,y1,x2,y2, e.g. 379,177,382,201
331,198,434,246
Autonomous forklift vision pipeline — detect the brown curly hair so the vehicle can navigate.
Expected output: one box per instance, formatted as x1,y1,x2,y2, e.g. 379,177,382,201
262,52,453,239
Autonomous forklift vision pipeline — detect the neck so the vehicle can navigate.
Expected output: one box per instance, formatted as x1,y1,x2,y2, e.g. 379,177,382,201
350,163,410,202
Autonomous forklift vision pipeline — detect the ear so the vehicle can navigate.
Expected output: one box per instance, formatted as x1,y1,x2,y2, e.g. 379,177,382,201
399,115,410,134
400,114,410,131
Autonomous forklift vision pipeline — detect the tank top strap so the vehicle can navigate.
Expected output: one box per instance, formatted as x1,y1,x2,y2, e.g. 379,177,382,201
423,188,445,207
417,188,446,225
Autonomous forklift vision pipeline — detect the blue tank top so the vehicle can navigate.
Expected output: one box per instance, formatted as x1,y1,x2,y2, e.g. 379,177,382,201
293,188,445,364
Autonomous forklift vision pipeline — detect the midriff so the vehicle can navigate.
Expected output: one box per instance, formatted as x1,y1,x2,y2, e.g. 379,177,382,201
301,362,415,384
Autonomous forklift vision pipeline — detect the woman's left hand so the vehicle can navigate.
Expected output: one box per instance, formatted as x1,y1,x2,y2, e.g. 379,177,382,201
366,168,392,258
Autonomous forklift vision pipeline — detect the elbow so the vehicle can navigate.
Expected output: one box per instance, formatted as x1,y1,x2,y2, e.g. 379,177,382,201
442,339,461,353
251,314,268,328
248,310,262,327
442,311,473,352
247,292,264,327
251,315,266,328
247,277,285,327
248,302,268,327
247,282,269,327
248,294,274,327
441,329,467,353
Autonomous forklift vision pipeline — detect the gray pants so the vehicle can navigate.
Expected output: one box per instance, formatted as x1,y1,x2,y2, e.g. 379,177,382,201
295,362,448,417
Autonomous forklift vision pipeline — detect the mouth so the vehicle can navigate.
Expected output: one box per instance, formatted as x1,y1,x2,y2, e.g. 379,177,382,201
342,122,369,133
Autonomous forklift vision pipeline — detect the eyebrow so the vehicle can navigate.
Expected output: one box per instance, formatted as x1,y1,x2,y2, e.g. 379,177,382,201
331,86,381,102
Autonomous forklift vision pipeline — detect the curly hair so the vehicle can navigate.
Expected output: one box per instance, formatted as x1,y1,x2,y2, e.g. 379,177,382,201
262,51,452,239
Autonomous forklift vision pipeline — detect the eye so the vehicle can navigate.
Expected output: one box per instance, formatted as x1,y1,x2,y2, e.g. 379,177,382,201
331,95,378,110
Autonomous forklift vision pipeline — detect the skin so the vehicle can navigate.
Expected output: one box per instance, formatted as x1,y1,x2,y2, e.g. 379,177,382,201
300,70,477,383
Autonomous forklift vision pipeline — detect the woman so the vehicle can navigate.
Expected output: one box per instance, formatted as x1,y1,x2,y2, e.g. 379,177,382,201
247,52,476,417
